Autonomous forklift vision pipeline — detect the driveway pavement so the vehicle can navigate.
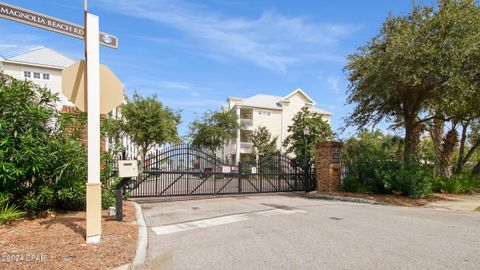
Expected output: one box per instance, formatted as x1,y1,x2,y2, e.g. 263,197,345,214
428,193,480,211
136,194,480,270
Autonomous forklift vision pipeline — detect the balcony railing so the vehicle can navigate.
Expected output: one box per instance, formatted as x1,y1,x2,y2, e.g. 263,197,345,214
240,118,253,127
240,142,253,152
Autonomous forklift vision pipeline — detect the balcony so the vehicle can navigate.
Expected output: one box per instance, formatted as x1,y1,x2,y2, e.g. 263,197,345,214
240,108,253,129
240,142,253,152
240,118,253,128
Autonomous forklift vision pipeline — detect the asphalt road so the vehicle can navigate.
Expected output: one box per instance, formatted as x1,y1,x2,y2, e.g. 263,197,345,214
136,194,480,270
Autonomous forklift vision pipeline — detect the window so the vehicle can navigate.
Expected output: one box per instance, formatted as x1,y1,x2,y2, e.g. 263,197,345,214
33,72,40,79
24,71,31,78
42,73,50,80
257,111,271,116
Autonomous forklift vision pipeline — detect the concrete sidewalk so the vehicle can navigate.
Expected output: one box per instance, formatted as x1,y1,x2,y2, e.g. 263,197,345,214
428,193,480,211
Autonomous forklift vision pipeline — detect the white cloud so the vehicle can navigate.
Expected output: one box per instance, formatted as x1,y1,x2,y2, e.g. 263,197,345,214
317,72,345,94
161,97,225,112
122,76,209,103
157,80,193,90
97,0,357,73
326,76,341,94
0,28,44,45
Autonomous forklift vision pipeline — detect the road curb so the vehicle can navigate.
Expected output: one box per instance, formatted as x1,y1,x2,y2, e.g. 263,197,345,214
302,193,390,206
130,201,148,270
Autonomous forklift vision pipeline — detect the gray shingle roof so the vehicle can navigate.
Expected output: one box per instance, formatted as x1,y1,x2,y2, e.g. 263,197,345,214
311,106,333,116
0,45,74,69
237,94,284,110
0,45,42,59
229,89,333,115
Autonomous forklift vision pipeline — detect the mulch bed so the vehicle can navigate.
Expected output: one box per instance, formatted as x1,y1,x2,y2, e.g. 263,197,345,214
319,191,459,207
0,201,137,270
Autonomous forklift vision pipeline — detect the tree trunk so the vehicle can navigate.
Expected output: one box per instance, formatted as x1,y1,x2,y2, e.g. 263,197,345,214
139,146,147,175
455,122,468,172
430,117,444,177
404,117,420,163
439,128,458,178
460,139,480,170
473,160,480,176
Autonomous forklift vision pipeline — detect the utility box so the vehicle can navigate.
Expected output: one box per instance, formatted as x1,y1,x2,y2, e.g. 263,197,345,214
118,160,139,178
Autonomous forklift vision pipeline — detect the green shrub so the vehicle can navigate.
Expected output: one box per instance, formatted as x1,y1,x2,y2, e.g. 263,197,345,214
214,174,225,180
101,187,116,210
0,193,24,224
342,131,434,198
57,182,86,210
432,173,480,194
0,203,25,224
0,74,88,213
342,130,403,194
100,153,119,210
343,159,400,194
22,196,39,213
391,162,433,198
0,192,11,206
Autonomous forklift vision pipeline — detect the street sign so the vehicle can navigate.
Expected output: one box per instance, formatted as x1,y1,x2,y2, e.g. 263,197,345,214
0,2,118,48
62,60,124,114
1,1,118,244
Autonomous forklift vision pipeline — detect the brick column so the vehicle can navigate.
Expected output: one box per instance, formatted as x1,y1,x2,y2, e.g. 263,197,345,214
315,141,343,192
61,106,106,152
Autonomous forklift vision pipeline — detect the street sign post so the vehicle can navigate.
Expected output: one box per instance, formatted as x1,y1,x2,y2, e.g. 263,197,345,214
0,1,119,243
0,2,118,48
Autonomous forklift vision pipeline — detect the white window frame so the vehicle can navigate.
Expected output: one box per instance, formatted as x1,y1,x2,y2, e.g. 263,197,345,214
257,110,271,116
33,72,40,79
42,73,50,80
24,71,31,78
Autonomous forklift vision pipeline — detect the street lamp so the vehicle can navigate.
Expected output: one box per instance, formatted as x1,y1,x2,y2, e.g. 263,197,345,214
303,126,310,136
303,126,310,191
303,126,310,165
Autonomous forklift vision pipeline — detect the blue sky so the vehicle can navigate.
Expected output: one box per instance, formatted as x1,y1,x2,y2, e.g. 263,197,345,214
0,0,435,138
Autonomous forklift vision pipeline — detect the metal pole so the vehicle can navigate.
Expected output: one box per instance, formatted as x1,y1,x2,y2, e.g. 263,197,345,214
238,162,242,194
115,186,123,221
304,136,308,192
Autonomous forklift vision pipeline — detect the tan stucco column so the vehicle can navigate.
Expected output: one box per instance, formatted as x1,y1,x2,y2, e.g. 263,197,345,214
86,182,102,242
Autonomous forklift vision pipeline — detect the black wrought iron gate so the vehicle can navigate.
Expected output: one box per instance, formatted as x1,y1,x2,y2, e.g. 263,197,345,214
124,144,316,197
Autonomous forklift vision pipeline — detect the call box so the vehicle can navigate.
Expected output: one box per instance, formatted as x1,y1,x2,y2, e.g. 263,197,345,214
118,160,139,178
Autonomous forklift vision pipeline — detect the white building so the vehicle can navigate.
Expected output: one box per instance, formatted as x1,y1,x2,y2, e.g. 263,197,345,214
0,45,74,109
108,106,140,159
0,44,139,157
222,88,332,163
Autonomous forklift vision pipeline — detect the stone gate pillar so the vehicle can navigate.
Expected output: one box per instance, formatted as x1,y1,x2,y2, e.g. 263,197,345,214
315,141,343,192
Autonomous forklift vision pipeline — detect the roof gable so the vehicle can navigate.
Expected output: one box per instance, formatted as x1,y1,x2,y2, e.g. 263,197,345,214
228,89,331,115
281,88,315,105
